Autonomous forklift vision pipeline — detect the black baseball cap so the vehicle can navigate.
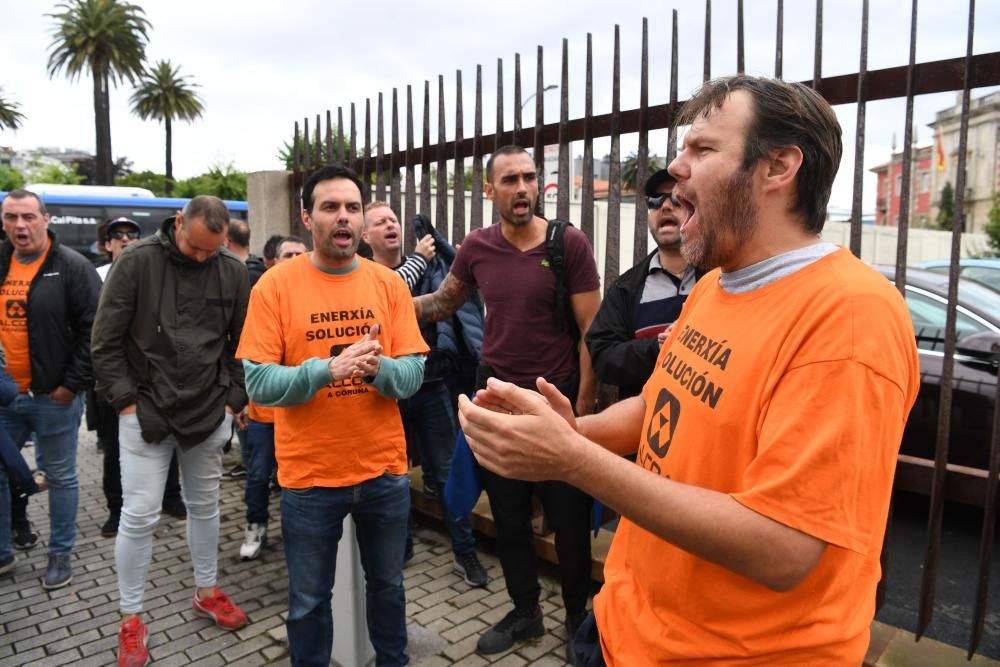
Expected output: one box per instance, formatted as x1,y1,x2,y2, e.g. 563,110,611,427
644,169,677,197
106,216,141,234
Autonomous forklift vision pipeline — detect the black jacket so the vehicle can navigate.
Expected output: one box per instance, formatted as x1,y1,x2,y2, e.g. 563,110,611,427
586,251,702,398
0,232,101,394
245,254,266,287
92,217,250,448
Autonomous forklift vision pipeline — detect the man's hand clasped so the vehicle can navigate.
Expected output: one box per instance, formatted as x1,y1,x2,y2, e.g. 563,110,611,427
457,376,580,482
328,323,383,381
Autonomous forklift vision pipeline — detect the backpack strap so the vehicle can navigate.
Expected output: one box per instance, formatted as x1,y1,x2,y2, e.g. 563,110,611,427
545,219,579,342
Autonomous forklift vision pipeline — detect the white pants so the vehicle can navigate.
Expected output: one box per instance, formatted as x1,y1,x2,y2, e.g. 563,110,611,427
115,413,231,614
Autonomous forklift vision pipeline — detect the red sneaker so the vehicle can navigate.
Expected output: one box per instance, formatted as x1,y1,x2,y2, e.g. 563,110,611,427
117,616,150,667
192,588,248,630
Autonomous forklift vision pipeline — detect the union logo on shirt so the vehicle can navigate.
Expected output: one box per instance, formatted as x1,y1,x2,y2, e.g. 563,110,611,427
5,299,27,319
645,387,680,459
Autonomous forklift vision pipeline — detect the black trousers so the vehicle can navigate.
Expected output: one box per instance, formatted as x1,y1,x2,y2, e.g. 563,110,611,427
476,363,593,614
480,469,593,613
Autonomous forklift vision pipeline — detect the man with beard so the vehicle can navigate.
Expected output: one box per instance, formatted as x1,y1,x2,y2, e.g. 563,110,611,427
586,170,700,398
415,145,601,654
457,76,920,666
237,165,428,667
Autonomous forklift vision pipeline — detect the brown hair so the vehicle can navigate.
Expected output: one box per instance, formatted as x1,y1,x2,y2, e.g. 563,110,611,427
182,195,230,233
676,76,842,233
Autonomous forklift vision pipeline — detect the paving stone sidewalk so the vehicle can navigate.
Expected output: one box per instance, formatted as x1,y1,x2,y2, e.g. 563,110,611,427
0,426,576,666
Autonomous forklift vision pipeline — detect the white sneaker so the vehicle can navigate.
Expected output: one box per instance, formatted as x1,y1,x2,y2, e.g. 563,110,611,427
239,523,266,560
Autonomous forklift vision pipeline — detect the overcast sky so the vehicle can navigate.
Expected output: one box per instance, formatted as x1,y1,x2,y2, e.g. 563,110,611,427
2,0,998,211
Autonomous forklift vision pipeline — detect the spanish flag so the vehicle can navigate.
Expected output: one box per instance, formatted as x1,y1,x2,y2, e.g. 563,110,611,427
936,130,946,172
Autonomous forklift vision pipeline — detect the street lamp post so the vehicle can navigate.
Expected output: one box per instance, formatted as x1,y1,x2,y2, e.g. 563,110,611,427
521,84,558,112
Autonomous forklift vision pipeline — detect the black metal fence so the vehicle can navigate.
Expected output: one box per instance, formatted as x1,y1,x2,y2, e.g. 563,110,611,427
287,0,1000,657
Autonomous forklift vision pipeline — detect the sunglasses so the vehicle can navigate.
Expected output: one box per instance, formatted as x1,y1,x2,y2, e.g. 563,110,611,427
109,230,140,241
646,193,682,211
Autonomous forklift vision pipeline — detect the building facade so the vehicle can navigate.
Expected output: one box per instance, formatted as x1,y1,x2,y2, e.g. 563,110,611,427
871,145,934,228
928,91,1000,234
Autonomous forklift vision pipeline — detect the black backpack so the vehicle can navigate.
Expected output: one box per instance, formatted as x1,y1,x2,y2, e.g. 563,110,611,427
545,218,579,343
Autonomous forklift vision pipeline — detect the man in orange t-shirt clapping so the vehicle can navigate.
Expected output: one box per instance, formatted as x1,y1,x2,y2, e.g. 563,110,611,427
458,76,920,666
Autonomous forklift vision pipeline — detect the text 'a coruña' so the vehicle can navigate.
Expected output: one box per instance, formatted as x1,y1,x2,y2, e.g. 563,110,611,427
328,375,370,398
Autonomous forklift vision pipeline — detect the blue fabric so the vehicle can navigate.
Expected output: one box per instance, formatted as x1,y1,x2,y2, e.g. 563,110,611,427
412,215,484,364
281,473,410,667
399,380,475,554
443,429,482,518
0,368,18,407
245,419,276,525
0,394,83,559
0,423,36,499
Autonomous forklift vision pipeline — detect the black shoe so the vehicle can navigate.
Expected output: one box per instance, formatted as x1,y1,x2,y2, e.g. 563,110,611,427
101,514,120,537
565,609,587,638
162,500,187,519
476,605,544,654
221,464,247,480
453,550,489,588
12,524,38,551
403,544,415,566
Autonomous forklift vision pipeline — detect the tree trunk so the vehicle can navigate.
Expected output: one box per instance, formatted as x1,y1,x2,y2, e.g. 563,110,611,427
165,117,173,195
93,71,114,185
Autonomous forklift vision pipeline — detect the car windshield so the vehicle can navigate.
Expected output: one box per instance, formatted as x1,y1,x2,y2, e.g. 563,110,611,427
957,279,1000,321
960,266,1000,292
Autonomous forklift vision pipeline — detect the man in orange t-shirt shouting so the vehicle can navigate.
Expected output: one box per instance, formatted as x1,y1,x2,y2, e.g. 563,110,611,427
0,190,101,589
458,76,920,666
237,165,428,667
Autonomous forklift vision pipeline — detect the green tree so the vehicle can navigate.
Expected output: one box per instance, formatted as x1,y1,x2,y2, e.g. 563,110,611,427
985,192,1000,256
278,132,357,170
0,165,25,191
47,0,150,186
937,181,955,230
26,160,85,185
130,60,205,195
622,150,665,193
175,163,247,201
117,170,167,196
0,88,25,131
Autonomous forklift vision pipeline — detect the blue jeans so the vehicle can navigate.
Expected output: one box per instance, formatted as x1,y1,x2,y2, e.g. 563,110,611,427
244,419,275,525
0,393,83,560
281,472,410,667
399,380,475,555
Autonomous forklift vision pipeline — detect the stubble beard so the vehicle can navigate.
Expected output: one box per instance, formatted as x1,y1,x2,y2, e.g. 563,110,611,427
680,168,758,270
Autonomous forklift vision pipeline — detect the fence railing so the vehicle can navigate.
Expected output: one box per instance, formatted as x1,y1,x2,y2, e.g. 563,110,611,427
286,0,1000,657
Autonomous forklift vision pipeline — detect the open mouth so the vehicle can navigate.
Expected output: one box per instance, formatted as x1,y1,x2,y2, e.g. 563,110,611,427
332,228,354,248
672,192,697,233
383,231,399,243
512,199,531,215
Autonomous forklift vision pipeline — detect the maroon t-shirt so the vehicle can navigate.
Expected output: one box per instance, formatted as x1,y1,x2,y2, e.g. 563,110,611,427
451,223,600,386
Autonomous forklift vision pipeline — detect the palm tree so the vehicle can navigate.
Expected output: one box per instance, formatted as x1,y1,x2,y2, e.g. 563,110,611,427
47,0,150,185
622,150,665,194
0,88,25,131
130,60,205,194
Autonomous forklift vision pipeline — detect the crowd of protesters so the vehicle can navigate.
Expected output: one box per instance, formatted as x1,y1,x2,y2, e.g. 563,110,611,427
0,75,919,667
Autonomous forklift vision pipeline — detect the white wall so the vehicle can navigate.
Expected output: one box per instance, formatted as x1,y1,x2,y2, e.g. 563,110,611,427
416,194,988,284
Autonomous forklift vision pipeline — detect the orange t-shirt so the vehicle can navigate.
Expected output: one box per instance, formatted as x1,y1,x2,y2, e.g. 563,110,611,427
248,402,274,423
594,249,920,666
236,255,428,488
0,250,48,391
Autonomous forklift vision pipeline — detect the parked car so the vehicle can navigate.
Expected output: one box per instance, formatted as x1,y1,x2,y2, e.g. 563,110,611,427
875,265,1000,469
917,258,1000,293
